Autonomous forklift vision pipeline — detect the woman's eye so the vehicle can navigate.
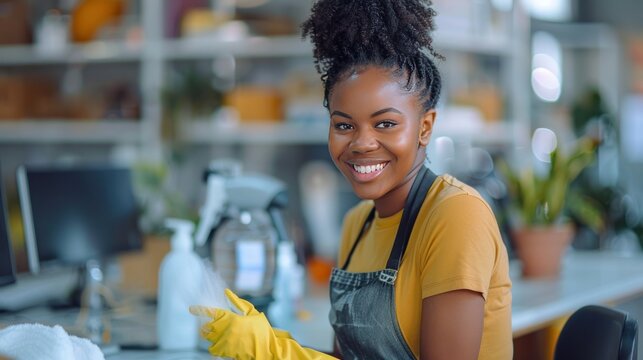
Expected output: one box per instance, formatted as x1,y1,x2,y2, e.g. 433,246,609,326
376,121,397,129
334,123,353,131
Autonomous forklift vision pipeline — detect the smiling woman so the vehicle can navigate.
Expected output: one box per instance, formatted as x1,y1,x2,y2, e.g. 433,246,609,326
194,1,513,359
301,0,513,359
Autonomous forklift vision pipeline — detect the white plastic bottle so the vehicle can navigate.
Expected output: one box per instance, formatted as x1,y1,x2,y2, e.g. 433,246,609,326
268,241,305,329
157,218,203,350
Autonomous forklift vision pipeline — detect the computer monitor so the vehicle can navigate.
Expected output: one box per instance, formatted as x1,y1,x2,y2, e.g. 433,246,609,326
17,165,142,273
0,164,17,287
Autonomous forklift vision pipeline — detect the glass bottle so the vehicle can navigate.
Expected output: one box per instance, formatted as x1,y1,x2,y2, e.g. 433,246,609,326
211,209,277,300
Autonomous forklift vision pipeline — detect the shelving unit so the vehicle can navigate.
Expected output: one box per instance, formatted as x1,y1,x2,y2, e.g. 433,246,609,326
0,1,151,148
0,0,531,152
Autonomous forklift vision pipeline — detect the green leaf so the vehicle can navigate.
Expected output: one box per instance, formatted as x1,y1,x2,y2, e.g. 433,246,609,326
567,189,605,233
520,169,538,224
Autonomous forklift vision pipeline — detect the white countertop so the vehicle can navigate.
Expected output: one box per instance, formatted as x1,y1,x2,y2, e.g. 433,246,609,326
511,250,643,336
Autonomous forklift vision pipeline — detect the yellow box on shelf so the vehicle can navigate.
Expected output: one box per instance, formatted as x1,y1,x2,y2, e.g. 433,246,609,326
224,86,285,122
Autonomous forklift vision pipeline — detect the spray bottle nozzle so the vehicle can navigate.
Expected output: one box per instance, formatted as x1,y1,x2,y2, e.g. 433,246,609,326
166,218,194,233
165,218,195,251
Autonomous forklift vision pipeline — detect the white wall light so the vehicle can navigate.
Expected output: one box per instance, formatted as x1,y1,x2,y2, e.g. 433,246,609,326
521,0,571,21
429,136,455,175
531,31,563,102
531,68,562,102
234,0,269,8
531,127,558,163
490,0,513,12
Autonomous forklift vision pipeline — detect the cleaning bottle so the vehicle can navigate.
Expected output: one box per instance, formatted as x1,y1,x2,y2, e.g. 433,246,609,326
157,218,203,350
268,240,303,328
211,209,277,312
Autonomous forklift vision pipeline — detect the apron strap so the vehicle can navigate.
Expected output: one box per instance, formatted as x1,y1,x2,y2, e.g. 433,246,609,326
385,166,437,271
341,207,375,270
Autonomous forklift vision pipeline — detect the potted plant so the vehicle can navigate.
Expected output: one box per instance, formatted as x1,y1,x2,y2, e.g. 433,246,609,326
498,131,603,278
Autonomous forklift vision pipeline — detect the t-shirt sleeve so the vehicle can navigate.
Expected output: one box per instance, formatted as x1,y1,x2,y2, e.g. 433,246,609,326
417,194,500,300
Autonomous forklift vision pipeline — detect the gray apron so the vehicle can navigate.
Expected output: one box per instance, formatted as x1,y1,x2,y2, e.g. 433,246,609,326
329,166,437,359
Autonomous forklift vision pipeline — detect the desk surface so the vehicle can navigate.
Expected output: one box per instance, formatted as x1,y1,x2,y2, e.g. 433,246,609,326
511,250,643,336
3,250,643,356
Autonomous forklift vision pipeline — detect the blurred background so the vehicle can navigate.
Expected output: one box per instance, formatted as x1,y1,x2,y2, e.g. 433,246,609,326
1,0,642,270
0,0,642,358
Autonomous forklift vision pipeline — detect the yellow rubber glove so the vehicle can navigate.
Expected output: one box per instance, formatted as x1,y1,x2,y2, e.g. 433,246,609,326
190,288,337,360
212,287,292,340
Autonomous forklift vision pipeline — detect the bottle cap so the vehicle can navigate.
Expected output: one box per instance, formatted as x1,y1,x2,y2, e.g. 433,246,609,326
165,218,195,251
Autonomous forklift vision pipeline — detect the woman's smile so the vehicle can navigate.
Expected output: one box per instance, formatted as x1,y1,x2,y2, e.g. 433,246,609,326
347,161,390,182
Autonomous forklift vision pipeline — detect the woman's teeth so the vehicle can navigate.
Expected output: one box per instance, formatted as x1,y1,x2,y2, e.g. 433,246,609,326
353,163,386,174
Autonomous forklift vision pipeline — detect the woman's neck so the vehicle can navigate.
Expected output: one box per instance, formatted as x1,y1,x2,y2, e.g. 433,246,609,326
373,161,424,218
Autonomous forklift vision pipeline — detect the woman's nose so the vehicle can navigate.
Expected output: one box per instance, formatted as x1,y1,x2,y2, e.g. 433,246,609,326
349,128,379,153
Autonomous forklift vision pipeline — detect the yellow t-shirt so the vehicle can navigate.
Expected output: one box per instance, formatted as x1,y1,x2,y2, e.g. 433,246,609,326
337,174,512,360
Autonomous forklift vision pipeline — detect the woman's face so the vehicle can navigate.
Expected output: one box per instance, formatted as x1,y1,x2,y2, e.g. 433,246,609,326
328,66,435,201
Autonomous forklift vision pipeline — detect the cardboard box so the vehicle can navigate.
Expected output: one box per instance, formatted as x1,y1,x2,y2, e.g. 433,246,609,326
0,76,59,120
0,77,27,119
0,0,31,45
117,236,171,298
452,85,504,122
225,86,285,122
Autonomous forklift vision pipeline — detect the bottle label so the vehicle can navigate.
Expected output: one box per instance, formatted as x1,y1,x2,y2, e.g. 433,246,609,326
235,240,266,292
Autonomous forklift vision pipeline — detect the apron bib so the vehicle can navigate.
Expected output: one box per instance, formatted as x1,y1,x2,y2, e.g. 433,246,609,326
329,166,437,359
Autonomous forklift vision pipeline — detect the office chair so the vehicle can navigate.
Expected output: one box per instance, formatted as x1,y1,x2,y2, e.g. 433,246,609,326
554,305,638,360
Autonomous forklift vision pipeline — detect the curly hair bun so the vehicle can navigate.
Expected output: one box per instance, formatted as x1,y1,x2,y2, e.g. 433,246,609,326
301,0,443,111
301,0,441,76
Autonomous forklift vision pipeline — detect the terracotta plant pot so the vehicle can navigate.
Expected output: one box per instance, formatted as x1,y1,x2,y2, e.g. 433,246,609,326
512,224,575,278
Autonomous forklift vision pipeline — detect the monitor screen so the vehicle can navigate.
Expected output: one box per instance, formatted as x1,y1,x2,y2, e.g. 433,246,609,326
18,165,142,272
0,165,16,287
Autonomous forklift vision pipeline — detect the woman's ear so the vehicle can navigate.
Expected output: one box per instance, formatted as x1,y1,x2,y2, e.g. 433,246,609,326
419,110,437,147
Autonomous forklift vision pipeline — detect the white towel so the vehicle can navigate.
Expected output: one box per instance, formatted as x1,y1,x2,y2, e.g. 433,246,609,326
0,323,104,360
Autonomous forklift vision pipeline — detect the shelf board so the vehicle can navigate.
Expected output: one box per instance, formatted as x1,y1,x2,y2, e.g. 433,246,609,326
182,121,328,145
0,120,143,144
474,122,516,146
163,36,313,60
433,120,518,147
181,120,518,147
434,31,511,56
164,32,510,60
0,119,518,147
0,33,510,65
0,41,143,65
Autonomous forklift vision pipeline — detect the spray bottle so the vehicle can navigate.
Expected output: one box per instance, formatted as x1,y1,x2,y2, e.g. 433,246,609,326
157,218,203,350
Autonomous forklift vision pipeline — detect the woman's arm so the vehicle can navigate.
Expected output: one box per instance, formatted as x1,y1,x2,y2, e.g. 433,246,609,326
420,289,484,360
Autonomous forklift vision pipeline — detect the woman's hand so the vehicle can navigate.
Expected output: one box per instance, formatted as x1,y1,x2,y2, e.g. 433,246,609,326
191,289,337,360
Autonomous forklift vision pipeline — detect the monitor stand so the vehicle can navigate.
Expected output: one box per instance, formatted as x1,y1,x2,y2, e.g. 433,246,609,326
83,259,120,356
0,268,78,311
